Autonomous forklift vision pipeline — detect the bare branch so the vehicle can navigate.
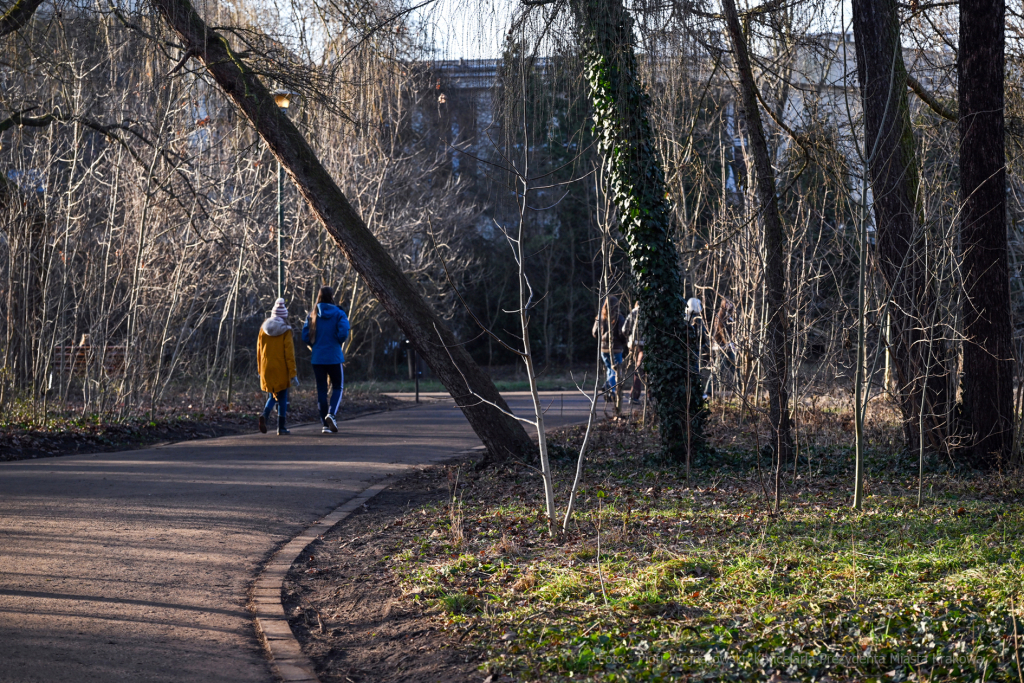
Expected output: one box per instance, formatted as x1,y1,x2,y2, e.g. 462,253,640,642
906,74,958,122
168,46,199,75
427,222,526,358
433,324,537,427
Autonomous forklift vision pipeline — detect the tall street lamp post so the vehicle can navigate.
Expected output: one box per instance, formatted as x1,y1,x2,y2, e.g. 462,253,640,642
272,90,296,299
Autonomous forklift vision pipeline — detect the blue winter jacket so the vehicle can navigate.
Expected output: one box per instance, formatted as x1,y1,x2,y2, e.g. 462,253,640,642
302,303,350,365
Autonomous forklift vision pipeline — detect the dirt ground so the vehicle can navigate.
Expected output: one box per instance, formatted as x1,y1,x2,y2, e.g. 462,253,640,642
0,390,402,461
281,463,487,683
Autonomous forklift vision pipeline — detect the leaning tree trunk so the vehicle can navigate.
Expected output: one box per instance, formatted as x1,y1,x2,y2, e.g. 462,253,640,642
152,0,535,462
722,0,793,467
852,0,948,453
569,0,705,461
959,0,1013,466
0,0,46,37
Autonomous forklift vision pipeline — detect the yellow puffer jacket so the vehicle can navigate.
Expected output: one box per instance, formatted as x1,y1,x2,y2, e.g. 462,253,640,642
257,322,296,394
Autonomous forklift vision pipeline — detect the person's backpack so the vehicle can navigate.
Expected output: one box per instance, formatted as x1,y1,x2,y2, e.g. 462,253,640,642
614,316,628,348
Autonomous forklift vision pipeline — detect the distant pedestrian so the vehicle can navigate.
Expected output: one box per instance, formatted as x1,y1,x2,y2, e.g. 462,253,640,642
685,297,704,329
592,296,627,397
257,298,297,436
711,297,736,358
685,297,709,397
302,286,350,434
707,297,737,397
622,300,644,403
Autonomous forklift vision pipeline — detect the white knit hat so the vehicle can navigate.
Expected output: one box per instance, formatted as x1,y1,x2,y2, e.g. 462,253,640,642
685,297,702,321
272,298,288,319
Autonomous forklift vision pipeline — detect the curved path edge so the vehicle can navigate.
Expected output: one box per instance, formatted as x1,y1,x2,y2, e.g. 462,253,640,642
250,445,486,683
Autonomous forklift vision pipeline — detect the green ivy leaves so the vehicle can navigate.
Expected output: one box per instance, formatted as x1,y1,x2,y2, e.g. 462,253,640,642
573,0,707,461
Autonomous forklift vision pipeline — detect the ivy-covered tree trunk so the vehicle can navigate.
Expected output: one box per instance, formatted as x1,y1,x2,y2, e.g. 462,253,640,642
852,0,949,453
568,0,705,460
721,0,793,465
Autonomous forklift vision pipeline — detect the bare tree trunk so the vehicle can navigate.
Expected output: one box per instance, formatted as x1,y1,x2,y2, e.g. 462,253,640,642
852,0,948,453
153,0,534,462
722,0,793,471
959,0,1013,466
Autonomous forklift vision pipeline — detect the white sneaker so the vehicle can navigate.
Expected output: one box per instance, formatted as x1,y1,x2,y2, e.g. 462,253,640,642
322,426,331,434
325,414,338,433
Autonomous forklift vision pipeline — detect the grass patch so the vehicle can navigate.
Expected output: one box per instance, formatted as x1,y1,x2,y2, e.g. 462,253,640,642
379,403,1024,682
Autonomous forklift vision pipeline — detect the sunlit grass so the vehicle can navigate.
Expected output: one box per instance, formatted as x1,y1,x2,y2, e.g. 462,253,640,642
376,407,1024,682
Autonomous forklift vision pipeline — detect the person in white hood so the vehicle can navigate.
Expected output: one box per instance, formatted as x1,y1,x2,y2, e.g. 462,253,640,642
257,298,297,435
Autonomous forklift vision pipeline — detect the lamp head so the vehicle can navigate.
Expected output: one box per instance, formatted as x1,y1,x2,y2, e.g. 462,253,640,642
272,89,298,109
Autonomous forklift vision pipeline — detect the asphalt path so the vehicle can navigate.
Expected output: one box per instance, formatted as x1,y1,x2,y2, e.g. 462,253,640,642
0,392,594,683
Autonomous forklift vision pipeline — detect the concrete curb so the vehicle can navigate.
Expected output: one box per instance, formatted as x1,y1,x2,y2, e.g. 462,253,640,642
252,481,392,682
251,444,488,683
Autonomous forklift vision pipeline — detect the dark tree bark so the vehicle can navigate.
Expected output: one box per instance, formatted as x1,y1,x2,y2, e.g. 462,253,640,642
0,0,45,38
721,0,792,467
959,0,1013,466
568,0,706,460
851,0,949,453
152,0,535,462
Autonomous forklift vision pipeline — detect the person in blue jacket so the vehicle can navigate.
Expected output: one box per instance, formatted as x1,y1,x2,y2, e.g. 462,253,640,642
302,286,350,434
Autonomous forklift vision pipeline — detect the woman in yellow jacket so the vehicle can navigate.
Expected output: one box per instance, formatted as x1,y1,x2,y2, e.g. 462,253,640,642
257,298,297,435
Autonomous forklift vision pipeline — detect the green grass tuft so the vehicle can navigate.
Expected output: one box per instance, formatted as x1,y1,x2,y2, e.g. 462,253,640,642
377,410,1024,682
